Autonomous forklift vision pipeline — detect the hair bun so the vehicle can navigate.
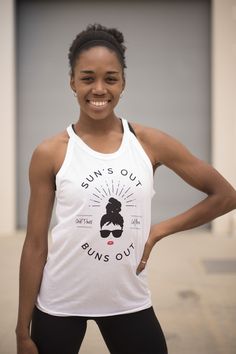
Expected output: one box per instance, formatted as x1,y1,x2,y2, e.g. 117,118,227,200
68,23,127,75
86,23,125,46
106,197,121,214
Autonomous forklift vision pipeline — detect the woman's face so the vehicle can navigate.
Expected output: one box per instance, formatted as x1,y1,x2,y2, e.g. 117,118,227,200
70,46,125,121
100,222,123,246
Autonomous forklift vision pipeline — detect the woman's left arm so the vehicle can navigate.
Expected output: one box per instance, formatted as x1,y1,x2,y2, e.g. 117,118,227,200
136,128,236,274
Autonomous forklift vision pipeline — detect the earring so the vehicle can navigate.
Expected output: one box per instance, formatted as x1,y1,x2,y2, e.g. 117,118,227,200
120,91,124,99
73,91,77,97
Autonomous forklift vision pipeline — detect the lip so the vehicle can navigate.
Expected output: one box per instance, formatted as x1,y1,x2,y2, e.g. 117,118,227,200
107,240,114,245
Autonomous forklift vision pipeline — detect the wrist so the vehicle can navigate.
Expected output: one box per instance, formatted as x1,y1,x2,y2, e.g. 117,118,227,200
15,326,30,340
150,223,167,241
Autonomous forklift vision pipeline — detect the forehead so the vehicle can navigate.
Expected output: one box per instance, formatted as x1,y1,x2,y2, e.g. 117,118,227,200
75,46,122,71
103,222,122,229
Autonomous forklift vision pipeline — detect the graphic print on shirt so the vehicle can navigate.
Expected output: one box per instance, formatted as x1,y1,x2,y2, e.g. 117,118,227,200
75,167,144,263
100,198,124,246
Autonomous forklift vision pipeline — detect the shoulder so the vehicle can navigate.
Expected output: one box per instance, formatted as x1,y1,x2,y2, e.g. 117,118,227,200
30,129,69,175
129,121,173,166
33,130,69,155
129,120,194,168
129,121,164,143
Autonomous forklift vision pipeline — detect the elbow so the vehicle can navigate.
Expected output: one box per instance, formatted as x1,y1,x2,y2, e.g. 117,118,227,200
219,190,236,213
231,191,236,210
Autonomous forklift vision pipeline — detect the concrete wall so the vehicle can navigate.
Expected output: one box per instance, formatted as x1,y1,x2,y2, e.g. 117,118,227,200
0,0,16,235
0,0,235,235
211,0,236,235
16,0,211,229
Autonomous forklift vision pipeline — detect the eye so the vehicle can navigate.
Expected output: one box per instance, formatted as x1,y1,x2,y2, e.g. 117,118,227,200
106,77,118,83
100,230,110,238
81,77,93,82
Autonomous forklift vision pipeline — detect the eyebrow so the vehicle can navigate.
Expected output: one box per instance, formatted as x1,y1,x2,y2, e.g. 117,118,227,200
80,70,119,74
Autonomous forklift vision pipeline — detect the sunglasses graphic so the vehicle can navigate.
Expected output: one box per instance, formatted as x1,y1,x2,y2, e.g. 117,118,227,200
100,229,123,238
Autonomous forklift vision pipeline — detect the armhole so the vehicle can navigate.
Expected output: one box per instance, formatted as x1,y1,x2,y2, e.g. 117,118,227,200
128,121,163,171
55,133,74,193
128,122,136,136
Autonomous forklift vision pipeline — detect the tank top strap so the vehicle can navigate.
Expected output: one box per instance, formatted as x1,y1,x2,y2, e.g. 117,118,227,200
121,118,129,134
66,125,75,138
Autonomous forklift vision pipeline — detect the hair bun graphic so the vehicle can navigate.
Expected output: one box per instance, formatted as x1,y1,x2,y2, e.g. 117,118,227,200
100,198,124,239
106,197,121,214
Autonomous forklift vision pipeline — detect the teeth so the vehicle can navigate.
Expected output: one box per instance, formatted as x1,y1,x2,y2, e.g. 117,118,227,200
89,101,108,107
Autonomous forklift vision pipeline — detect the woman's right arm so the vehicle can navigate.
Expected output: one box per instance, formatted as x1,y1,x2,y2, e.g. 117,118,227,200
16,143,55,353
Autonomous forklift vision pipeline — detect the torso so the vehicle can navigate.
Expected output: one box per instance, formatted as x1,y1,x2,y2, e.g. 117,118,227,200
36,118,155,316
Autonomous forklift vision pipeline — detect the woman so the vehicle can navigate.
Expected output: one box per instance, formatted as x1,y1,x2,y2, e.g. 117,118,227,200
16,24,236,354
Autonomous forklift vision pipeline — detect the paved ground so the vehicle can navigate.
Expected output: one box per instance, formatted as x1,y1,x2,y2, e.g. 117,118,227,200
0,229,236,354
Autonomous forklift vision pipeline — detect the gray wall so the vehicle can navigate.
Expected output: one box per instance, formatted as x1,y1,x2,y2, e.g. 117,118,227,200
17,0,211,229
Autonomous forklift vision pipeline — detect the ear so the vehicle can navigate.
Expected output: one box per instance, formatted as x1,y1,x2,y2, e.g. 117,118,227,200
122,77,126,91
70,76,76,92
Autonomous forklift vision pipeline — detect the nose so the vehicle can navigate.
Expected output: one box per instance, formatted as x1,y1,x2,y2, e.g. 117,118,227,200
92,80,107,95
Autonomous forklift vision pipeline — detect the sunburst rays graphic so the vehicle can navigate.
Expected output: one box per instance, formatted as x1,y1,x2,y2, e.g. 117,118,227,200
89,180,136,208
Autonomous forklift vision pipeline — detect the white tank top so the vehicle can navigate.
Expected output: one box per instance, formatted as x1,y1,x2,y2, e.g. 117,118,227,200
36,118,155,317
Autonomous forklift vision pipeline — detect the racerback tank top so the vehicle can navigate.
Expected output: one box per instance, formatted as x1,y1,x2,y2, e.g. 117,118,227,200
36,118,155,317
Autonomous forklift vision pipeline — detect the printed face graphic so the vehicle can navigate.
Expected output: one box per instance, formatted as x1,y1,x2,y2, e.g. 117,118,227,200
100,197,124,245
100,222,123,245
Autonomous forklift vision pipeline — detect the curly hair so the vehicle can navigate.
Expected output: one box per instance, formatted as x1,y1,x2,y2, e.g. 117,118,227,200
68,23,127,76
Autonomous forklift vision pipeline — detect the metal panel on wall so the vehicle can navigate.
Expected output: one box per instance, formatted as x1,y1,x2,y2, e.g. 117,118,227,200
16,0,211,229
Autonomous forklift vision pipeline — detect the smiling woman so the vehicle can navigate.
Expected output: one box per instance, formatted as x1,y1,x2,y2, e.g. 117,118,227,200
71,50,125,122
16,23,236,354
68,25,126,125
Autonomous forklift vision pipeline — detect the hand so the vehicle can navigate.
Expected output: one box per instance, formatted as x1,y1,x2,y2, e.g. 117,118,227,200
136,224,163,275
17,336,39,354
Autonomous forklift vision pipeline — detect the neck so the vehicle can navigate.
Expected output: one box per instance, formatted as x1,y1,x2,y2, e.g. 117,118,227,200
75,114,121,134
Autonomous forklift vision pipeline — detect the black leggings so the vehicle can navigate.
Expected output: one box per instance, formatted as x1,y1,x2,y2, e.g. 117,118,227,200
31,306,168,354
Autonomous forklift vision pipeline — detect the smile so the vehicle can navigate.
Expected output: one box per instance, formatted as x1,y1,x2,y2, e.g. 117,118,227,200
87,100,110,107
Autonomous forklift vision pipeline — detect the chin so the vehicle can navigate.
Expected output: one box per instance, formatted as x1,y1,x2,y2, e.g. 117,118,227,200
81,110,115,121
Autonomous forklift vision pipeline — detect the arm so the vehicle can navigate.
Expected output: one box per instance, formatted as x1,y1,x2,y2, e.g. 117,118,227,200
15,143,55,350
137,128,236,274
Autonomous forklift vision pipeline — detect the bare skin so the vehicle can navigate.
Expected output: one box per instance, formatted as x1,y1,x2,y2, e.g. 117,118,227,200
16,46,236,353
